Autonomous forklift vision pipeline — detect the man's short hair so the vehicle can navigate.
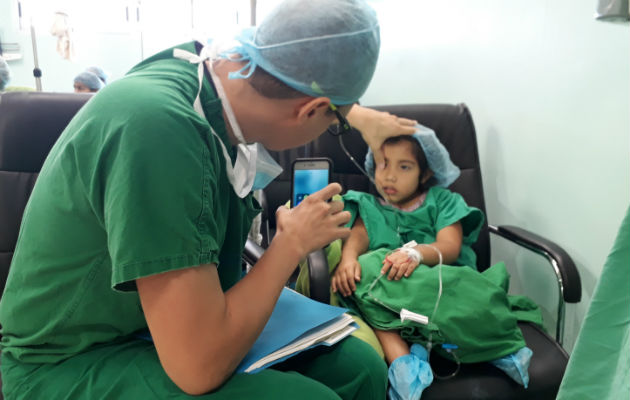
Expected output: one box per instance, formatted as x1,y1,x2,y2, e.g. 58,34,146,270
248,67,353,116
248,66,305,100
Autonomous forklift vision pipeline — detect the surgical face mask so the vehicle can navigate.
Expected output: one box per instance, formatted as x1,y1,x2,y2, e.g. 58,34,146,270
173,43,283,198
252,143,283,190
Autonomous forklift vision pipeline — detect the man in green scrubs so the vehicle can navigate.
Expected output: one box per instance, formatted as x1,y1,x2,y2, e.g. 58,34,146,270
0,1,418,398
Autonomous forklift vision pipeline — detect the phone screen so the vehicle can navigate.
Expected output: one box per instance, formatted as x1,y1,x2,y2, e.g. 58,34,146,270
292,159,331,206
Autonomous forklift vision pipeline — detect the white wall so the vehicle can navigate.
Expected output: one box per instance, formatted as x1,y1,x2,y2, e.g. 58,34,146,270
0,0,252,92
0,0,142,91
361,0,629,351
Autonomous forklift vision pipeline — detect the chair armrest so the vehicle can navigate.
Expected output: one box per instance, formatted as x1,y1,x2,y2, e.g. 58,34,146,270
307,249,330,304
489,224,581,345
488,225,581,303
243,238,265,267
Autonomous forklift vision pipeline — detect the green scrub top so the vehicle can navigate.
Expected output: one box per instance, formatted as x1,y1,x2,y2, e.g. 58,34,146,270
0,41,261,364
343,187,484,268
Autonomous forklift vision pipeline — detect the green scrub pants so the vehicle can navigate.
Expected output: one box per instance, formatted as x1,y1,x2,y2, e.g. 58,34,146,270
1,336,387,399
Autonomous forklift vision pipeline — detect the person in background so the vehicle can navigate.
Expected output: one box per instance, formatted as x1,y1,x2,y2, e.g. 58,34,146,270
73,70,103,92
86,65,108,85
0,55,35,92
0,0,416,399
0,56,11,91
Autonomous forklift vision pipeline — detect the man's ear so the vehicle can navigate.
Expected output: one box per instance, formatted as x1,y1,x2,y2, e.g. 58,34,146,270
295,97,331,122
421,169,434,184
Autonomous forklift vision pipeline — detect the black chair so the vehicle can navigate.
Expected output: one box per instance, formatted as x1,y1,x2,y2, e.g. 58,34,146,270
257,104,582,399
0,92,94,294
0,91,94,400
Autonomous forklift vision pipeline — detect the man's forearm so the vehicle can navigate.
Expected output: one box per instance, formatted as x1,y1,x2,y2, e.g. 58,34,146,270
137,233,304,395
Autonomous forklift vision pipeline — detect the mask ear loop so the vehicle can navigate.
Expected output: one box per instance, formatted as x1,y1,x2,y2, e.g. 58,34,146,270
205,54,248,145
172,46,256,198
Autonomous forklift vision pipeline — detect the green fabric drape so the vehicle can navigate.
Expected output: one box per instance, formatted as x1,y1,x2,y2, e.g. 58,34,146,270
557,206,630,399
338,248,541,363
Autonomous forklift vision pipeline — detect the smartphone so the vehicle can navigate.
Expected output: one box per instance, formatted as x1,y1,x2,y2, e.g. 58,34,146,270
291,158,332,207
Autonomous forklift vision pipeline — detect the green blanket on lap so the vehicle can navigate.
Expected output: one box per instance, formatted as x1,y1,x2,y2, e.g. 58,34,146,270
296,242,542,363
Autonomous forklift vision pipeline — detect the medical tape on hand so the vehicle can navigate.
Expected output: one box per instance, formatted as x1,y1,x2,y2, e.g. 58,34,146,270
399,247,422,264
399,240,422,264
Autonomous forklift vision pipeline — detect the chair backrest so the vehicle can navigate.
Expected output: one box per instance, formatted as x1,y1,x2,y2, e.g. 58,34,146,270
0,92,92,295
264,104,491,270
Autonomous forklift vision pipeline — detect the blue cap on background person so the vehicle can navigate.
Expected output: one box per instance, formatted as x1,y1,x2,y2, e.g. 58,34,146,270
226,0,380,105
0,56,11,91
73,71,104,93
85,66,108,85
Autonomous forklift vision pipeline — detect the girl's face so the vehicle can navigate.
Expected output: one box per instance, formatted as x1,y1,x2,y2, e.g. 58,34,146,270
374,141,430,209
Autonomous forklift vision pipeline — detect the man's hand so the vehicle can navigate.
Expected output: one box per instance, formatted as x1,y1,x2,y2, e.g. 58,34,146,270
275,183,351,262
346,105,417,167
381,250,420,281
332,257,362,297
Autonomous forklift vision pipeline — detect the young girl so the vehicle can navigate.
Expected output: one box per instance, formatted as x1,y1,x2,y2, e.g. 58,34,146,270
331,125,534,400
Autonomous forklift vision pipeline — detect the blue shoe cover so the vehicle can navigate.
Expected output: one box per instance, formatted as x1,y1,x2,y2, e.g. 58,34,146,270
387,352,433,400
489,347,533,388
410,343,429,361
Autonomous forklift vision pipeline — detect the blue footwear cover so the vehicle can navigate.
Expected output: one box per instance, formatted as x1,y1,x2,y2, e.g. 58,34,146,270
410,343,429,361
489,347,533,388
388,349,433,400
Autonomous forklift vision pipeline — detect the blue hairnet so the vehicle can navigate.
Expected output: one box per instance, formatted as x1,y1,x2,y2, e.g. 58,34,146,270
226,0,380,105
365,123,461,188
85,66,108,84
0,56,11,91
74,71,104,91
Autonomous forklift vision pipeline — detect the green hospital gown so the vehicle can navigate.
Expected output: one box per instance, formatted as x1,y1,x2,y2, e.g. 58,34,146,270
338,189,539,363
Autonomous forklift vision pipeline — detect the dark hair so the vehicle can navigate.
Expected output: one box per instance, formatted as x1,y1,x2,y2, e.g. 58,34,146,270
248,66,305,99
248,66,352,115
382,135,436,192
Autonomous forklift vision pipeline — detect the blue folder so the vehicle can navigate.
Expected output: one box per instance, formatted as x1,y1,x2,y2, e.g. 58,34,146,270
236,287,353,373
135,288,354,374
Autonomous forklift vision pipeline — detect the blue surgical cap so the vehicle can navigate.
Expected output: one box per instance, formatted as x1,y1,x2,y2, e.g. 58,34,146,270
85,66,108,84
74,71,104,91
365,124,461,188
0,56,11,91
227,0,380,105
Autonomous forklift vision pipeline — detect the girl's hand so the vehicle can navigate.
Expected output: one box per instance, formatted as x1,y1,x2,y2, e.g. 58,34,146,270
274,183,351,267
381,250,420,281
332,258,362,297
